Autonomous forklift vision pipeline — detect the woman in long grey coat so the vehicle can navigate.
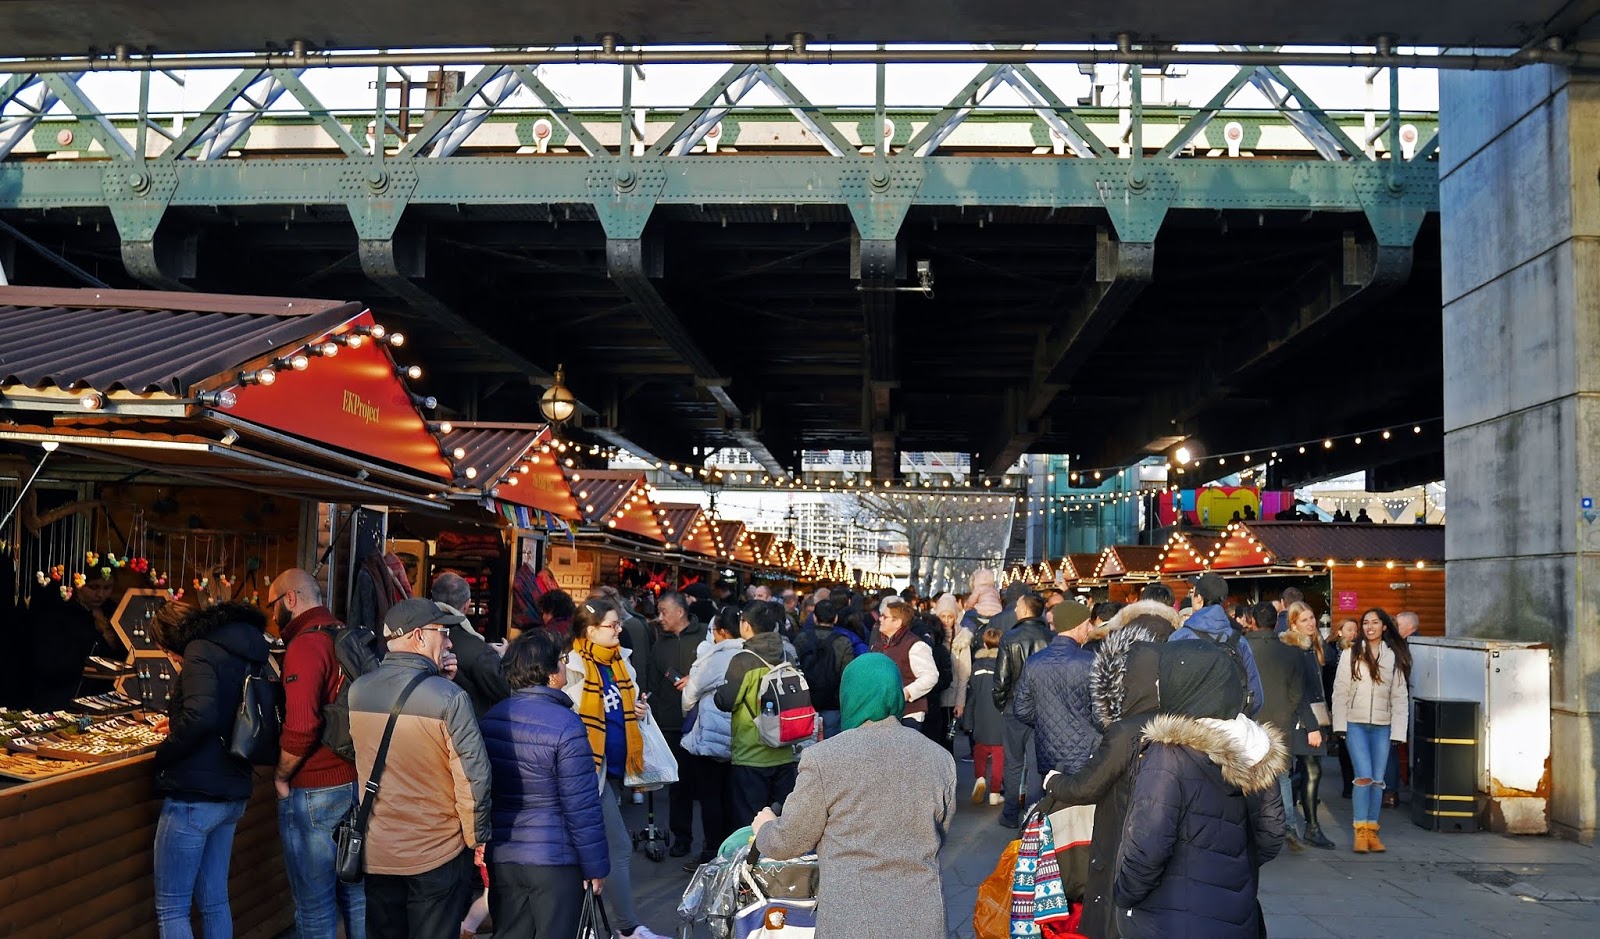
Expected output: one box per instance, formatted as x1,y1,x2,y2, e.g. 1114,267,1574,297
753,653,956,939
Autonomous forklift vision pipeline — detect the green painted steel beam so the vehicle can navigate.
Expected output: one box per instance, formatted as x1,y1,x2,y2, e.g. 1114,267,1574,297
0,155,1439,214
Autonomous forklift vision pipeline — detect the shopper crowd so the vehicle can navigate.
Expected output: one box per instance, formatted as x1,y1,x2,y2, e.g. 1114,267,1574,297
139,561,1416,939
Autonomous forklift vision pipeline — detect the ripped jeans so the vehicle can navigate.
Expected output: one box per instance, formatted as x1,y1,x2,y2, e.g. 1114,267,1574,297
1344,722,1391,824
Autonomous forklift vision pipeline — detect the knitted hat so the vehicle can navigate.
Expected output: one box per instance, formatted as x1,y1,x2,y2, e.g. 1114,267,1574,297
934,592,960,618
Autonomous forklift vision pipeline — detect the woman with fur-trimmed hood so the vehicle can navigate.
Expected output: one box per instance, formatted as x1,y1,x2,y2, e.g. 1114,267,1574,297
1113,642,1287,939
1032,601,1175,938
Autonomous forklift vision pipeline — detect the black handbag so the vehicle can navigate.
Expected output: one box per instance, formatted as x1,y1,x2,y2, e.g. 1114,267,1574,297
334,671,430,884
577,883,619,939
228,666,283,765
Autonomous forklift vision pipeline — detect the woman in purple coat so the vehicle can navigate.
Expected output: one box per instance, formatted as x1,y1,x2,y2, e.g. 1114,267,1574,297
480,630,609,938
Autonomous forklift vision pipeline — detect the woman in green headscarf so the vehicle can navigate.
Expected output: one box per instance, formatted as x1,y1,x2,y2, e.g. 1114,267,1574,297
752,654,956,939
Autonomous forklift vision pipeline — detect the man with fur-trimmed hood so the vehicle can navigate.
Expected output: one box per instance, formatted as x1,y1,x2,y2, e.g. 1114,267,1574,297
1113,643,1287,939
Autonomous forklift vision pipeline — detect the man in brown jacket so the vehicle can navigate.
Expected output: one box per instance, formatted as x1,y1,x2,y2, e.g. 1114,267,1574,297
349,598,491,938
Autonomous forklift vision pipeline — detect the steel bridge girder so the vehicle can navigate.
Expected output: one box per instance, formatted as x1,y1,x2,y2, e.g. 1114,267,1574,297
0,156,1437,216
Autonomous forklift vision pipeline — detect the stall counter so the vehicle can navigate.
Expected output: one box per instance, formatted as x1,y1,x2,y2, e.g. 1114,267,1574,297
0,755,292,939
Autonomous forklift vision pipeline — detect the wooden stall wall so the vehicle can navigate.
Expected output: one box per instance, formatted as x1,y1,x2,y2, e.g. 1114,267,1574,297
0,757,290,939
99,482,303,614
1330,567,1446,635
1107,579,1192,606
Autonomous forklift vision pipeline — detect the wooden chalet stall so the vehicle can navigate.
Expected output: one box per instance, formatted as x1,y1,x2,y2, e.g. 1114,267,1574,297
0,287,463,939
1206,522,1446,633
656,502,721,593
432,422,582,639
553,470,672,595
1094,544,1167,604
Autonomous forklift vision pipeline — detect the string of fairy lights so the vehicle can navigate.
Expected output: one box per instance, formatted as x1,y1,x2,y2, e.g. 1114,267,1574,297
985,518,1443,592
455,416,1439,530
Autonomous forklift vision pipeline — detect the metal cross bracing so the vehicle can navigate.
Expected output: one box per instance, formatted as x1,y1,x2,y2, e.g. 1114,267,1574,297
0,51,1441,483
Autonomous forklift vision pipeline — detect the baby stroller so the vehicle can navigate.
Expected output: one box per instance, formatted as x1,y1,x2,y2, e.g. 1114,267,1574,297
676,842,819,939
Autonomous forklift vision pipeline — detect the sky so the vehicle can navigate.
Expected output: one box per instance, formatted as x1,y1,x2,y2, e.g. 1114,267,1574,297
51,45,1441,125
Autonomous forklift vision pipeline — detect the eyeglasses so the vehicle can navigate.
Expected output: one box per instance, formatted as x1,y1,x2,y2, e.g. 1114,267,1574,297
417,625,452,637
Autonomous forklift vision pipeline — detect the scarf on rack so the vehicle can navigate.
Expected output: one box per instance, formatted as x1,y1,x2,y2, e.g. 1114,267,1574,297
572,637,644,777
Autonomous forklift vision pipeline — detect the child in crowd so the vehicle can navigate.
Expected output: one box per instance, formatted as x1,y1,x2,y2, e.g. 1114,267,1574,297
963,627,1006,805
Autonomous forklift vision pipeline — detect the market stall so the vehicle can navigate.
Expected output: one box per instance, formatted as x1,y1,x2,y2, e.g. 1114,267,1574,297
1093,544,1166,603
0,286,459,938
1204,521,1446,631
657,501,722,593
419,421,583,639
553,469,675,596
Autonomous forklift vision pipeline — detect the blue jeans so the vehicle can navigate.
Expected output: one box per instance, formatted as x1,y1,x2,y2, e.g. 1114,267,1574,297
277,782,367,939
1345,723,1391,824
154,797,248,938
1277,773,1303,839
820,709,842,739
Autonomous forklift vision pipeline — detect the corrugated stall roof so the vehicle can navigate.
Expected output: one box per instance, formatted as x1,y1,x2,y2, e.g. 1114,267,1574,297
0,286,361,395
1095,545,1164,578
442,422,548,482
1212,521,1445,569
571,470,665,542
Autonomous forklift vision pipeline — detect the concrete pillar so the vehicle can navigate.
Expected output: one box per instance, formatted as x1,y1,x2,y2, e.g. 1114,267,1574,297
1440,64,1600,839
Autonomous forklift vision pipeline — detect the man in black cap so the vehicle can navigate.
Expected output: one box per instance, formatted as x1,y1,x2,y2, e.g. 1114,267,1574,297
347,598,491,939
1168,572,1264,716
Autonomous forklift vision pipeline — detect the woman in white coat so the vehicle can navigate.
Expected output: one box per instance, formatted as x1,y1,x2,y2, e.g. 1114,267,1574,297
1331,607,1410,855
562,599,667,939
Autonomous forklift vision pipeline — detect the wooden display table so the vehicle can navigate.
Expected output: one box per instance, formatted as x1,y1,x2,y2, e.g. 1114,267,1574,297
0,755,293,938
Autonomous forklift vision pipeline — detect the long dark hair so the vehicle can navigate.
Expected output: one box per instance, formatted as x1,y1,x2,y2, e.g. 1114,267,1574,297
1352,608,1396,683
1383,616,1413,682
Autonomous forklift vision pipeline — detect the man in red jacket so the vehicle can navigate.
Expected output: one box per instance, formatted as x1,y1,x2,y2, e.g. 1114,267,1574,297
270,568,367,939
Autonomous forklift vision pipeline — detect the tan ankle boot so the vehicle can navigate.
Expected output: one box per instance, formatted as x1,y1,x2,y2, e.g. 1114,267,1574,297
1352,823,1370,853
1366,823,1387,853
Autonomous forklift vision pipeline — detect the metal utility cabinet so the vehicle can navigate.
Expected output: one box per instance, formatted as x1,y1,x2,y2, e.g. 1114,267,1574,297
1409,638,1551,833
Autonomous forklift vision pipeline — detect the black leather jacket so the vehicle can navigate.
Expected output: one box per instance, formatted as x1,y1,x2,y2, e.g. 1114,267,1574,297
992,618,1051,713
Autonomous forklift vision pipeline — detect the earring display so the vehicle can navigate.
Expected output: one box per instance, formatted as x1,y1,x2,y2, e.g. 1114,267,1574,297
112,590,173,656
123,664,177,712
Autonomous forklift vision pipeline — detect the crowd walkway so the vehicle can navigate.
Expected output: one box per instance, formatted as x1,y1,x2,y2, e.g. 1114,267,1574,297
611,749,1600,939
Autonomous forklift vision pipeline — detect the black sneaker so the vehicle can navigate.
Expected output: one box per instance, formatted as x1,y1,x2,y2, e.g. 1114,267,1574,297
669,837,692,858
682,850,713,873
998,807,1021,829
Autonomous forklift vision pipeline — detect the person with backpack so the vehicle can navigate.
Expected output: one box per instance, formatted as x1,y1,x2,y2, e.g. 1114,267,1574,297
269,567,369,939
1167,571,1265,719
794,599,855,739
871,599,939,730
149,600,271,939
713,601,802,829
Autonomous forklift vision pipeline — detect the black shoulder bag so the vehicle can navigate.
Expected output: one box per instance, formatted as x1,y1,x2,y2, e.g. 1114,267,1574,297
334,671,430,884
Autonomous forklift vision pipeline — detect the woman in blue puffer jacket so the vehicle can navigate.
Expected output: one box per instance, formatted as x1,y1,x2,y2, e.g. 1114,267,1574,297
481,630,610,938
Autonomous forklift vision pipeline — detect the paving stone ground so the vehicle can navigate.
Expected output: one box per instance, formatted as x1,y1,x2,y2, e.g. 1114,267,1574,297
612,744,1600,939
